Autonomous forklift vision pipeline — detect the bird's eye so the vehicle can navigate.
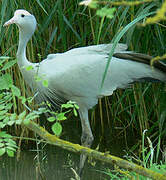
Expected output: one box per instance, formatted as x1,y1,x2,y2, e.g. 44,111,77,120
21,14,25,18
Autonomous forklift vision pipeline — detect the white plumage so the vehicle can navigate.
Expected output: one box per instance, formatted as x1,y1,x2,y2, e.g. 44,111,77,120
4,9,166,174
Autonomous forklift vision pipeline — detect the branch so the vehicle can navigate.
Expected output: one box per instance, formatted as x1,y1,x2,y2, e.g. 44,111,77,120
80,0,152,6
142,0,166,25
23,120,166,180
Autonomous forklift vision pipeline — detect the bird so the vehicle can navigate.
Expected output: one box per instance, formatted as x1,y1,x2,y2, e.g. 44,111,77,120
4,9,166,175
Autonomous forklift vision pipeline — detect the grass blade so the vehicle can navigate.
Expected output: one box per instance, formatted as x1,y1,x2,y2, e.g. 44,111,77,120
101,11,155,90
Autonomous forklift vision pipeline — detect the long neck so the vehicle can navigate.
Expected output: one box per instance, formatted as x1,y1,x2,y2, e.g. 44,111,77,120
16,28,37,90
16,28,33,68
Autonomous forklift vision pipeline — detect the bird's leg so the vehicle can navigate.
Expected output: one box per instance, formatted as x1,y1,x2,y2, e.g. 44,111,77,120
78,106,94,176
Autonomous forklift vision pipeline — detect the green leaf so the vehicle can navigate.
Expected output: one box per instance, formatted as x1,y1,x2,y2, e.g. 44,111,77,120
47,116,56,122
20,96,26,104
35,75,42,82
3,117,9,124
18,111,26,120
0,56,11,60
61,103,74,109
42,79,48,87
73,108,78,117
6,139,17,147
0,115,6,121
0,74,13,90
15,119,22,125
7,149,14,157
11,85,21,97
6,146,16,151
3,93,12,101
51,122,62,136
0,132,12,138
0,122,5,128
38,107,49,113
0,110,8,116
23,118,30,125
5,103,13,110
0,148,5,156
27,97,33,103
2,60,17,71
7,121,15,126
88,1,98,9
10,113,17,121
26,112,39,121
25,65,33,71
0,143,4,148
96,7,116,19
56,113,67,121
0,104,5,110
74,104,79,110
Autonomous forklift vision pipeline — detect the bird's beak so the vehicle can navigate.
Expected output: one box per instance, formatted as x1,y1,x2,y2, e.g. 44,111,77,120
3,17,16,27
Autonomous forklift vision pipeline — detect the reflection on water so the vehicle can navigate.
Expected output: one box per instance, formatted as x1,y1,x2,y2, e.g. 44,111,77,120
0,115,135,180
0,146,109,180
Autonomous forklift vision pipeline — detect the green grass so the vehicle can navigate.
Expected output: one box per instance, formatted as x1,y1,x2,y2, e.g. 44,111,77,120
0,0,166,171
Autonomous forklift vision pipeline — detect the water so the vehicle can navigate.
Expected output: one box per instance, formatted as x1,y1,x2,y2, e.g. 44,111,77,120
0,146,110,180
0,115,135,180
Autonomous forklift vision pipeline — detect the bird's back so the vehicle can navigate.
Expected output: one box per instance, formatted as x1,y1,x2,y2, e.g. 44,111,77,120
35,44,166,109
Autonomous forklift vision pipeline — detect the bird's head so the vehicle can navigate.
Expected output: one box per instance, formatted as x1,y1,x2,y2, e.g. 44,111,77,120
4,9,37,35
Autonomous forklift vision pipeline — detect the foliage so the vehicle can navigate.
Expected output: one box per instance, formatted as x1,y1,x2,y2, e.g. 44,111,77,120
96,7,116,19
0,56,79,156
47,101,79,136
0,0,166,178
101,131,166,179
0,131,17,157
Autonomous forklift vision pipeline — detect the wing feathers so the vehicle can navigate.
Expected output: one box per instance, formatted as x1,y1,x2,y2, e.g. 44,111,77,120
113,52,166,73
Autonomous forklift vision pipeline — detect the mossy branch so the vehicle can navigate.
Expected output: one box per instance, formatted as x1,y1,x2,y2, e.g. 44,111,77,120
143,0,166,25
150,54,166,66
97,0,152,6
80,0,166,26
23,120,166,180
80,0,152,6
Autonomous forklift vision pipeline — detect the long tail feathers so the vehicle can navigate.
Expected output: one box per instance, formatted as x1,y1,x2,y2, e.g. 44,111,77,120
113,52,166,73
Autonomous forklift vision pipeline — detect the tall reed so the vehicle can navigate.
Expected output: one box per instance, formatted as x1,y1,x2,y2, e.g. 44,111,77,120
1,0,166,159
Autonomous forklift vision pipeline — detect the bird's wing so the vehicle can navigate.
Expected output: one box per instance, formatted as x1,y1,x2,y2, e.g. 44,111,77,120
43,43,127,62
44,43,127,61
45,53,63,60
38,51,166,110
62,43,127,56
